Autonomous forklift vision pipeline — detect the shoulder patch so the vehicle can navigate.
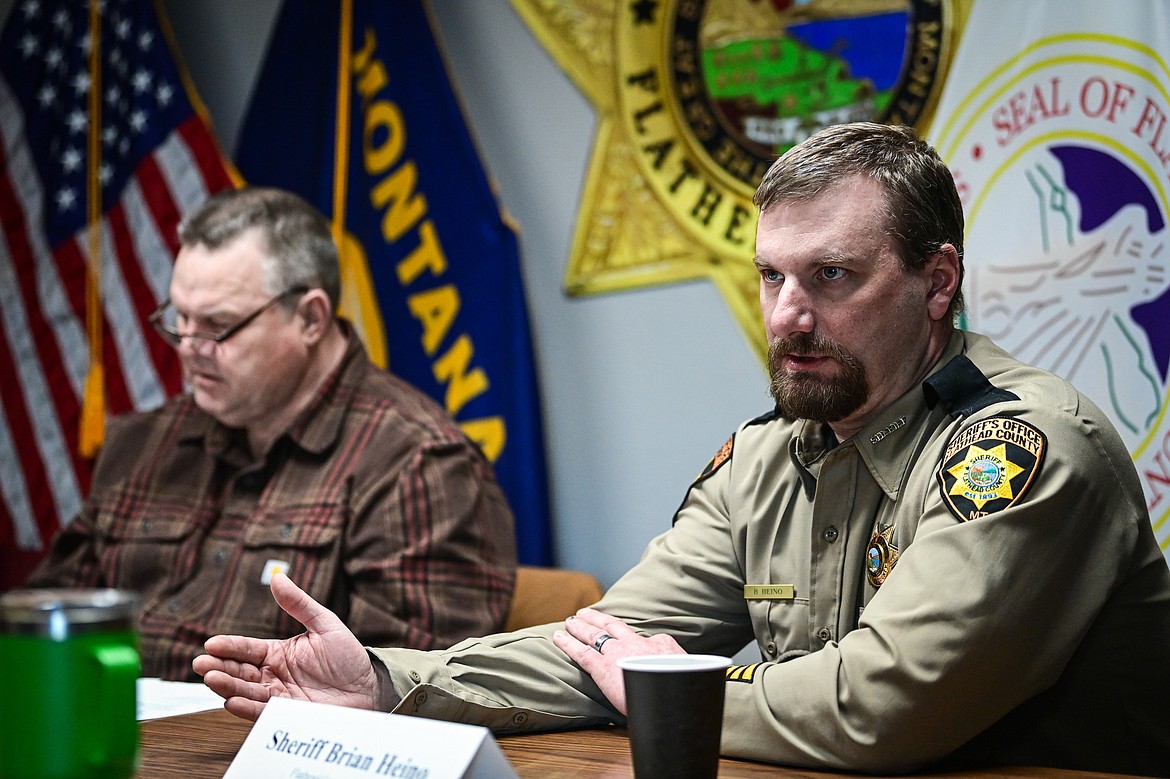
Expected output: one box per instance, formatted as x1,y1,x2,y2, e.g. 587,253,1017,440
936,416,1046,522
693,434,734,486
672,432,740,526
726,663,761,683
924,355,1019,418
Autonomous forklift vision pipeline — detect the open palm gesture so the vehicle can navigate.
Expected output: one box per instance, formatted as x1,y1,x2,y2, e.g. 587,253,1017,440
193,573,389,721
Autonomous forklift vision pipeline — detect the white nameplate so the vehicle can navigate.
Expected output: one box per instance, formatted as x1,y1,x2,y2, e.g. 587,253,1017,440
224,697,517,779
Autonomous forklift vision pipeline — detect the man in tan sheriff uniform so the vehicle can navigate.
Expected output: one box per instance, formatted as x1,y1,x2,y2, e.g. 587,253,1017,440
195,123,1170,776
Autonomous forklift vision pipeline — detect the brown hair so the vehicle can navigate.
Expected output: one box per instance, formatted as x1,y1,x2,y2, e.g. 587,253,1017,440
179,187,341,310
754,122,965,318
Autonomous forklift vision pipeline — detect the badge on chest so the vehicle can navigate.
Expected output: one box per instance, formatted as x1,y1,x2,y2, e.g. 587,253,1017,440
866,523,900,588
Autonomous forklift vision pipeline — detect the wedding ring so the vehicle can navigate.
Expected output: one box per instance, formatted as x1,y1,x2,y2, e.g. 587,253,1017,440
592,632,614,652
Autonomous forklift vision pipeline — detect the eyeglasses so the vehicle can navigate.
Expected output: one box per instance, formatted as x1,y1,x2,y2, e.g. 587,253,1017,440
149,286,309,348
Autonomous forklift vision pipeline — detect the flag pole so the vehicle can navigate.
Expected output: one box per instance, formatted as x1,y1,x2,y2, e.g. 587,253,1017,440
79,0,104,458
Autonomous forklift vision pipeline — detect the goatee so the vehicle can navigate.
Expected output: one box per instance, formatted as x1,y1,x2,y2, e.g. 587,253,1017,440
768,333,869,422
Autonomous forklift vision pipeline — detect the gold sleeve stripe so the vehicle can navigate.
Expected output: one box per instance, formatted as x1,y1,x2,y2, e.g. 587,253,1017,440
726,663,761,683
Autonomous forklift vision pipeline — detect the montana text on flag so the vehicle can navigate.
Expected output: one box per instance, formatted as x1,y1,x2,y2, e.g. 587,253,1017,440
0,0,236,590
927,0,1170,561
235,0,553,564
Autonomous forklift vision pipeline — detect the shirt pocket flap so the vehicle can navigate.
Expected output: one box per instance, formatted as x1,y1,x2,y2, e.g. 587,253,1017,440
95,511,194,542
242,514,343,548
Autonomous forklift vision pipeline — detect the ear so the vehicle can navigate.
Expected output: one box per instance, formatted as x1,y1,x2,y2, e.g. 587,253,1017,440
925,244,960,322
296,289,333,344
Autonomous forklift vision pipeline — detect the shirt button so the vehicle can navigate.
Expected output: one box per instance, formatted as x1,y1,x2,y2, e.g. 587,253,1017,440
167,599,181,613
409,671,421,683
512,713,528,726
822,526,839,543
765,642,777,656
413,691,428,707
816,627,832,642
213,548,228,563
280,523,294,538
142,520,154,532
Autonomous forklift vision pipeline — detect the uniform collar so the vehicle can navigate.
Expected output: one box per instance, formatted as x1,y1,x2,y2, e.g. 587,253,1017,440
847,331,966,499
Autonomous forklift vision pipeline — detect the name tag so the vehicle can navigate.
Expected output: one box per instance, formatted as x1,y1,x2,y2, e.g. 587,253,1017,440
743,584,795,600
225,697,516,778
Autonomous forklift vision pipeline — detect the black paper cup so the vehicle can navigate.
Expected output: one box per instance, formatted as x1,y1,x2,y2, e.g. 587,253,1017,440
618,654,731,779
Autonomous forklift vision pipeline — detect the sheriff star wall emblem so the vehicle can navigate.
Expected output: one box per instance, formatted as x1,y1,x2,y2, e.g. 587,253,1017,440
937,416,1046,522
510,0,967,362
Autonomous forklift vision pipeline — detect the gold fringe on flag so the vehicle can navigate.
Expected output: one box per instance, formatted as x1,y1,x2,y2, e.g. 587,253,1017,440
331,0,390,368
79,0,104,458
332,0,353,251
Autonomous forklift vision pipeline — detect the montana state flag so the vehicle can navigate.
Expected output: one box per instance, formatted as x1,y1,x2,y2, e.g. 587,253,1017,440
235,0,553,564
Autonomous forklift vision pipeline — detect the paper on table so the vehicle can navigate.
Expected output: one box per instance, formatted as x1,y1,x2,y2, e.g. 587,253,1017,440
136,677,225,721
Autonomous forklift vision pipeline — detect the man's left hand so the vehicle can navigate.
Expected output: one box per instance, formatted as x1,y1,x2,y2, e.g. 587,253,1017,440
553,607,685,715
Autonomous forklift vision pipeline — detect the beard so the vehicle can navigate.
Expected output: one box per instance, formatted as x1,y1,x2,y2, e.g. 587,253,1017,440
768,333,869,422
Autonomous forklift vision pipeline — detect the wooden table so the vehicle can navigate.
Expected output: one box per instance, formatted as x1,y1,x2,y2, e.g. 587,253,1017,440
137,708,1150,778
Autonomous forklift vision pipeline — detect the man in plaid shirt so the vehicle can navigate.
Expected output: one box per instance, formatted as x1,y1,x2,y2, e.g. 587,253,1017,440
28,187,517,680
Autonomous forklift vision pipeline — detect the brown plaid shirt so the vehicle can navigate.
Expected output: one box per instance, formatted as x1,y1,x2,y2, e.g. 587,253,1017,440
28,327,517,680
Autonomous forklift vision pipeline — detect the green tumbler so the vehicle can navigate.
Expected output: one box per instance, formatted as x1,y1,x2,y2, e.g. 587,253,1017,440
0,588,141,779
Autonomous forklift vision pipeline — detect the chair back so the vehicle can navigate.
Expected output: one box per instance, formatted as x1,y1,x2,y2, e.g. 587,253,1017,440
505,565,605,631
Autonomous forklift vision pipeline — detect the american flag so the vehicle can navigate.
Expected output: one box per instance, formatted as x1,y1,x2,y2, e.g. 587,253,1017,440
0,0,236,590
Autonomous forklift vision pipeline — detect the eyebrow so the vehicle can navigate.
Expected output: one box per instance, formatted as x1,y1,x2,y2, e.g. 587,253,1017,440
171,299,246,323
753,253,853,270
815,254,851,267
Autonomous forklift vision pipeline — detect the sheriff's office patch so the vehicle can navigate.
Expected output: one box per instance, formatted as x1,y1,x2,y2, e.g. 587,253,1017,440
694,434,734,485
937,416,1046,522
726,663,761,684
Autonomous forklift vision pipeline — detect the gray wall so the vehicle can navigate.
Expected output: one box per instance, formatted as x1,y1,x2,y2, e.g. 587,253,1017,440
2,0,768,587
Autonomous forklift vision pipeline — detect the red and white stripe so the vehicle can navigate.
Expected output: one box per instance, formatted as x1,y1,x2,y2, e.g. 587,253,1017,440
0,79,234,590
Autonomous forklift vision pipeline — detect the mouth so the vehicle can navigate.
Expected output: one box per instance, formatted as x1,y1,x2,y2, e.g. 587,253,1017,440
184,364,222,389
768,332,851,375
777,352,837,372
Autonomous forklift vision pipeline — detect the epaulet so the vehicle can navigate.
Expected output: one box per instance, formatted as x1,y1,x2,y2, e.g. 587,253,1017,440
923,355,1018,419
745,406,781,427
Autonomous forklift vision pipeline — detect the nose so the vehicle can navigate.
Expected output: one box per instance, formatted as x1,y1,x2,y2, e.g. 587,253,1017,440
765,281,815,338
176,334,216,357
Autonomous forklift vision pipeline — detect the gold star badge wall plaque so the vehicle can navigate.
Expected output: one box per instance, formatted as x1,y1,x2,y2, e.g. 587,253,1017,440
511,0,969,363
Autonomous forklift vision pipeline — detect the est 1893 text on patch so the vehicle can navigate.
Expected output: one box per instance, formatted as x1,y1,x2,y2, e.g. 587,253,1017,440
937,416,1046,522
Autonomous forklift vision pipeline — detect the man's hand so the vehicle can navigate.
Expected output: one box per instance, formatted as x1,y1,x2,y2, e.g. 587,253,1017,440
552,607,684,714
192,573,397,721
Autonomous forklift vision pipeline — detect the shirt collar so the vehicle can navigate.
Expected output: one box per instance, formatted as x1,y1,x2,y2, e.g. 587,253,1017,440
283,320,366,456
852,330,966,498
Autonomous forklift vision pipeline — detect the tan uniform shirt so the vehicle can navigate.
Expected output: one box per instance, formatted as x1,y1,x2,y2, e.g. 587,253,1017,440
371,331,1170,775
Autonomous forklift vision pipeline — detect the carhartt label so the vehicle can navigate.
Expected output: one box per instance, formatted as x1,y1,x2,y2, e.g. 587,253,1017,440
261,559,290,586
743,585,794,600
